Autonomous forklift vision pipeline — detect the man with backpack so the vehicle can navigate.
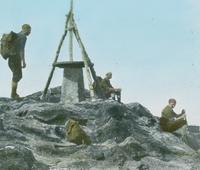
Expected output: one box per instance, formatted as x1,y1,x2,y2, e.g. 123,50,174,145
1,24,31,100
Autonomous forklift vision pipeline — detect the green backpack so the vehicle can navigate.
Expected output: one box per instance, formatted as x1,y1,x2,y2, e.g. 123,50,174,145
0,31,18,60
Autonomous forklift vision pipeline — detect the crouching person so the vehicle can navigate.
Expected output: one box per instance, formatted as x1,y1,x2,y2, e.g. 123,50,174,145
65,119,91,145
160,98,187,133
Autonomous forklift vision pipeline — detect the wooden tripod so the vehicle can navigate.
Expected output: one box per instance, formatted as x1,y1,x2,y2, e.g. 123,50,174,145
41,1,104,100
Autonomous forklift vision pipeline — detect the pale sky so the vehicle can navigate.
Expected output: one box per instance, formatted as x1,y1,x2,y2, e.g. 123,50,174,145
0,0,200,125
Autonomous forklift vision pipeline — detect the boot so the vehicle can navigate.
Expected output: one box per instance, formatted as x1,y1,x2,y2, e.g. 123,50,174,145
117,95,121,103
117,92,121,103
11,81,20,100
111,93,116,100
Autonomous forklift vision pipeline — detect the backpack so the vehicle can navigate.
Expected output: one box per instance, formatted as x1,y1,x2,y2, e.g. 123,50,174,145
0,31,18,60
92,76,106,98
92,76,103,92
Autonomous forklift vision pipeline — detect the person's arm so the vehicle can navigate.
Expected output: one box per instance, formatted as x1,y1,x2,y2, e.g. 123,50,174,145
20,50,26,68
162,106,177,120
20,36,27,68
104,79,115,92
171,110,179,118
107,79,113,88
106,79,121,92
176,109,186,117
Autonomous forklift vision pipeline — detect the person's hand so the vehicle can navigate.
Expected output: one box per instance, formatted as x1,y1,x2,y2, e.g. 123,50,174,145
115,88,121,92
22,62,26,69
181,109,186,115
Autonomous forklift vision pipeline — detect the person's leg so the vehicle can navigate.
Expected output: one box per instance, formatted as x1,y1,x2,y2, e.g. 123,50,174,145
11,70,22,99
116,91,121,103
159,117,170,131
8,56,22,99
167,118,187,132
111,93,115,100
11,80,19,99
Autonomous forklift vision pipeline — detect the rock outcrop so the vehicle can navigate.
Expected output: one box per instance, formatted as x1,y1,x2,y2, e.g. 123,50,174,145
0,87,199,170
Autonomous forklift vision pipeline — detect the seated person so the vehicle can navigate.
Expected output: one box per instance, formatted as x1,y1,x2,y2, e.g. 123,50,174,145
160,98,187,132
101,72,121,102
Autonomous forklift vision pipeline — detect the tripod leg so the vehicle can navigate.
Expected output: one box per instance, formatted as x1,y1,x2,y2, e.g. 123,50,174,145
41,11,71,99
72,22,95,100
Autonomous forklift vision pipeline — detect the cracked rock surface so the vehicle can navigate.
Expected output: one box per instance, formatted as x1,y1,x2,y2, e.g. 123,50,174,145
0,87,199,170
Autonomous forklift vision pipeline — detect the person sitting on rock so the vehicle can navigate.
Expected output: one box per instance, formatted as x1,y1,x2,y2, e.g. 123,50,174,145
101,72,121,102
160,98,187,132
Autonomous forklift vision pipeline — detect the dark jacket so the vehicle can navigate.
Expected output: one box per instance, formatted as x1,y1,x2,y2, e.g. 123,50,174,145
101,78,113,98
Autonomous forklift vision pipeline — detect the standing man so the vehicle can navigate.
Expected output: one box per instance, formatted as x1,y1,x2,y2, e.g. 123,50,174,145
160,98,187,132
101,72,121,102
8,24,31,100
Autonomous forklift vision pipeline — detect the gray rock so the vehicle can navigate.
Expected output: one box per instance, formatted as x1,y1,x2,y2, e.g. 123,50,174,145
0,145,48,170
0,87,199,169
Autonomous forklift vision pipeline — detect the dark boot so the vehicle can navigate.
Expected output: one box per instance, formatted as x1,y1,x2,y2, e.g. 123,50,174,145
117,95,121,103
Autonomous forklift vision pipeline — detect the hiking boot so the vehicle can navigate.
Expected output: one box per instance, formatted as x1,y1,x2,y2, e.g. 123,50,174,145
11,81,23,101
11,93,23,101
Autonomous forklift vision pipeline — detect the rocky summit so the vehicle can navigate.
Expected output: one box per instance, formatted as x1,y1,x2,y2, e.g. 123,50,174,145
0,87,199,170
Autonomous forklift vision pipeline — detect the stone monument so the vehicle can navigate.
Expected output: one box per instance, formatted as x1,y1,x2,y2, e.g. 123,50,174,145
54,61,85,104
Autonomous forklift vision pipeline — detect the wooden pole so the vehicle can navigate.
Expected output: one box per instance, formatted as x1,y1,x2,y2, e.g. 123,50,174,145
41,10,72,99
69,0,73,61
72,19,95,99
72,17,105,99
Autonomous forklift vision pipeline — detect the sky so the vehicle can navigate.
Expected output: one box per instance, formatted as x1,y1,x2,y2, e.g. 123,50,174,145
0,0,200,125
